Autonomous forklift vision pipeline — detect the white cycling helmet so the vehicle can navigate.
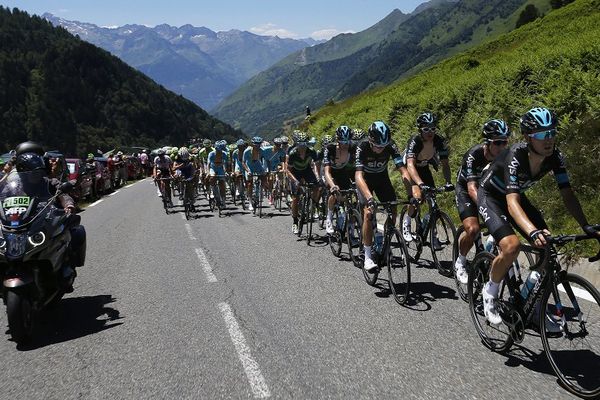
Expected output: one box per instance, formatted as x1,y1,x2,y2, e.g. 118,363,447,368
178,147,190,160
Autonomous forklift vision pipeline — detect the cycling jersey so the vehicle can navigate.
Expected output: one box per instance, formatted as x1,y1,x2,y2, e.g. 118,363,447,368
355,140,403,174
323,144,356,190
174,158,195,180
243,147,267,176
404,133,449,167
231,148,245,173
287,147,319,172
199,147,215,163
207,150,228,176
480,143,570,196
455,143,489,220
261,146,287,171
154,155,172,172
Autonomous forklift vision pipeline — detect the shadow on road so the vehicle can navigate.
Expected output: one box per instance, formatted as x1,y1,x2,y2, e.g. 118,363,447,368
17,294,122,351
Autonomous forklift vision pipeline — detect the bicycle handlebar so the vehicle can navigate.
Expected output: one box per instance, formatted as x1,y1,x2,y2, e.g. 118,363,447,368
543,224,600,263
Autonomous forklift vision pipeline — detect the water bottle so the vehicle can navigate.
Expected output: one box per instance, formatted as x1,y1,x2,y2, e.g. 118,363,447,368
520,270,540,299
374,232,384,254
337,211,345,230
484,235,495,252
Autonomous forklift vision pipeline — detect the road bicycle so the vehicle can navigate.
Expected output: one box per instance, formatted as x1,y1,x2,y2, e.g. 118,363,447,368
155,177,172,214
468,227,600,398
399,185,456,276
181,177,196,220
250,173,264,217
328,187,361,259
297,182,318,244
208,175,227,216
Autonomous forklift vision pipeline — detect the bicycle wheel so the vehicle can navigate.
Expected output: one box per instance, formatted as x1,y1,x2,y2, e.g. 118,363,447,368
468,251,514,352
452,225,477,302
399,205,423,264
540,273,600,398
329,207,343,257
297,194,306,237
258,180,263,218
306,196,314,245
347,209,363,268
430,211,457,277
387,227,410,305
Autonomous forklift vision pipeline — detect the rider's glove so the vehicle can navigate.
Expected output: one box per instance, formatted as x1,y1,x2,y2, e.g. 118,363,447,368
330,185,339,194
367,197,377,211
444,182,455,192
529,229,546,243
418,183,430,192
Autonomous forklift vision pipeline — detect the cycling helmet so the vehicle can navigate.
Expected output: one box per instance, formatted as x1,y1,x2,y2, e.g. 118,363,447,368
157,149,166,156
416,112,438,128
251,136,263,145
336,126,352,143
368,121,391,146
216,140,227,151
203,139,212,147
352,129,365,142
236,139,246,147
281,136,289,144
293,131,308,144
273,137,282,145
308,137,317,146
482,119,511,140
15,141,44,157
321,135,332,146
520,107,557,134
178,147,190,160
191,147,199,154
87,153,95,161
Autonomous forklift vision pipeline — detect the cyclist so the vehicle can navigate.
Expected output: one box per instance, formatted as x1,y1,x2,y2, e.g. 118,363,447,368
352,129,366,145
232,139,248,198
243,136,268,212
323,126,355,234
153,149,173,206
207,140,229,206
478,107,600,325
286,131,321,234
199,139,215,192
402,112,454,245
262,137,287,205
453,119,510,284
355,121,404,271
173,147,197,210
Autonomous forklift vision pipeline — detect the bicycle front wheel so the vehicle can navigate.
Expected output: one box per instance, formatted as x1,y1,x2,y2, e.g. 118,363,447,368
468,251,514,353
306,197,314,245
387,228,410,305
430,211,457,277
347,209,363,268
329,208,343,257
540,273,600,398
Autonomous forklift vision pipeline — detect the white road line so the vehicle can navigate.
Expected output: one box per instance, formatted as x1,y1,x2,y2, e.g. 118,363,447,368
558,284,597,304
109,190,120,196
185,224,197,241
195,248,217,283
125,183,135,188
218,303,271,398
88,199,103,208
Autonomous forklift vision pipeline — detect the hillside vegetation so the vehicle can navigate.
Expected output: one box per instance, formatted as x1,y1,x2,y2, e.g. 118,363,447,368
309,0,600,239
0,7,241,156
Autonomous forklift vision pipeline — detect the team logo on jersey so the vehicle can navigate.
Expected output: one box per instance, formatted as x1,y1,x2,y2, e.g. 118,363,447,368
479,206,490,222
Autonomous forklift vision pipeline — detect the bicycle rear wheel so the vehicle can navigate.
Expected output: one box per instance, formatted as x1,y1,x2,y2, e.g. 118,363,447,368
329,207,343,257
540,273,600,398
347,209,363,268
387,227,410,305
468,251,514,352
430,211,456,277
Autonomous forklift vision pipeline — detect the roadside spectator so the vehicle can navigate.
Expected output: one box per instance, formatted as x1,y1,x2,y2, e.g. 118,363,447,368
305,105,311,119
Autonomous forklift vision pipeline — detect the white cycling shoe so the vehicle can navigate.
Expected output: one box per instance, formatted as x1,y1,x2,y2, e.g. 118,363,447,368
364,257,378,272
325,219,334,234
482,285,503,325
402,219,413,242
454,261,469,284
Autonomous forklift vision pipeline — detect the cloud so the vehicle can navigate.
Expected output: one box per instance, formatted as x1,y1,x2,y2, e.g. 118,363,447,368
249,23,299,39
310,28,355,40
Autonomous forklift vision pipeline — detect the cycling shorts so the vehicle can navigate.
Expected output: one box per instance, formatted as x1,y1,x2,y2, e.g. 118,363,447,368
357,172,397,206
478,187,547,242
455,184,478,220
289,168,318,195
330,169,354,191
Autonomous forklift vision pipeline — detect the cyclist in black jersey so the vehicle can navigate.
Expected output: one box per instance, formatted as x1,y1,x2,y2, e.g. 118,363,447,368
355,121,404,272
286,131,321,234
402,112,454,244
323,126,356,234
477,107,600,325
453,119,510,283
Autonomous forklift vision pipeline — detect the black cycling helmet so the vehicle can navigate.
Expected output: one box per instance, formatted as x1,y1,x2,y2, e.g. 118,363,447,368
15,141,44,157
336,125,352,143
368,121,391,146
416,112,438,128
482,119,511,140
520,107,557,134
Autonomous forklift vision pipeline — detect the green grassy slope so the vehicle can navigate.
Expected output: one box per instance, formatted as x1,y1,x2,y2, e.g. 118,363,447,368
310,0,600,237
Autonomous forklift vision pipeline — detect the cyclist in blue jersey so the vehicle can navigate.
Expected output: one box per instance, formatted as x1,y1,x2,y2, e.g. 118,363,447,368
478,107,600,325
262,137,287,205
173,147,197,210
207,140,229,203
453,120,510,284
232,139,248,199
243,136,268,212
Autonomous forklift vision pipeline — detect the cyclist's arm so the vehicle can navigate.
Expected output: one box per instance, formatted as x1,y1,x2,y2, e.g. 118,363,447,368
324,165,335,189
467,181,479,203
355,170,372,201
406,158,422,186
560,187,590,228
441,158,452,185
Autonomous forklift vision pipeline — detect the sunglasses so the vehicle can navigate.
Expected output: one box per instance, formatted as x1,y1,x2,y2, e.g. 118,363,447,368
488,139,509,146
338,140,350,145
528,129,557,140
420,127,437,133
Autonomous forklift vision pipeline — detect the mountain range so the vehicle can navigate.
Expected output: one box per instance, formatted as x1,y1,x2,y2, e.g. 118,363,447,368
213,0,550,135
43,13,322,111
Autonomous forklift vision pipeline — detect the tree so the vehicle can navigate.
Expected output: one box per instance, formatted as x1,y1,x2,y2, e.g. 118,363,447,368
516,4,540,28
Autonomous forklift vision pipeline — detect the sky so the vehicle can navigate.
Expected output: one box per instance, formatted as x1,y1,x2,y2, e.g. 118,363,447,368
0,0,427,40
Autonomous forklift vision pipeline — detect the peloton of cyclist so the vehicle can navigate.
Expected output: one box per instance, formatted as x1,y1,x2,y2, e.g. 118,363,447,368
477,107,600,325
452,119,510,284
355,121,404,271
323,126,356,234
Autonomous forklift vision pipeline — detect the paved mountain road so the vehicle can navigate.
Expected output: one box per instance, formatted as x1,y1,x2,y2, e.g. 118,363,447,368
0,179,576,399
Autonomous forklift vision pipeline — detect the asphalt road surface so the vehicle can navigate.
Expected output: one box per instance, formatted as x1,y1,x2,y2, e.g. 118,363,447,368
0,179,579,399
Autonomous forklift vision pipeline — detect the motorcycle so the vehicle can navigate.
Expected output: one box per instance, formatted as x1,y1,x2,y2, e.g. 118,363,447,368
0,170,86,344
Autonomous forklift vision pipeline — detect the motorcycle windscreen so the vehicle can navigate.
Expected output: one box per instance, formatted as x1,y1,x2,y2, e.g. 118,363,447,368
0,170,52,227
